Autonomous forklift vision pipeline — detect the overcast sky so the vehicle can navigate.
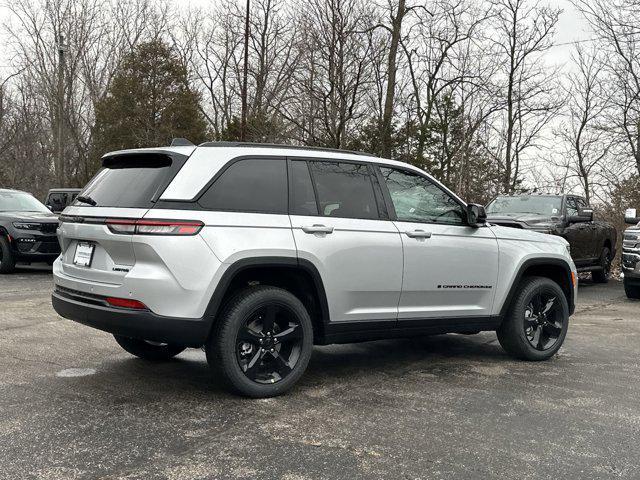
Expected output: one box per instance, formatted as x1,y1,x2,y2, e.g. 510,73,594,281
0,0,593,74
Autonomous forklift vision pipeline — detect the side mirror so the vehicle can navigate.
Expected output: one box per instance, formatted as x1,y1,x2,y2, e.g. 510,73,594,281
625,208,640,225
467,203,487,227
568,206,593,223
46,204,53,212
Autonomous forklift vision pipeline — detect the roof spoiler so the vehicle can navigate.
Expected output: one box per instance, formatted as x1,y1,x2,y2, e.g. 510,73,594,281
170,138,194,147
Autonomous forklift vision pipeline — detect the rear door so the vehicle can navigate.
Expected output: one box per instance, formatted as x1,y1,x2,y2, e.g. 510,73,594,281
57,151,188,285
289,159,403,323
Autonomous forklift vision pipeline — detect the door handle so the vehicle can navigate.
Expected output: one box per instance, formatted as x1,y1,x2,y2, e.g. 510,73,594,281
405,229,432,238
302,224,334,234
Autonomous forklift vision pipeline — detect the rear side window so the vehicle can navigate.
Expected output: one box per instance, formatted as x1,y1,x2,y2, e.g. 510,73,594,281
289,161,318,216
199,158,287,214
309,161,379,219
77,153,182,208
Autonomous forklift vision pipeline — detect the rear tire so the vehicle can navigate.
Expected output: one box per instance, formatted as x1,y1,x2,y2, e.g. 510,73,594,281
624,279,640,299
113,335,186,361
497,276,569,361
591,246,611,284
206,285,313,398
0,236,16,274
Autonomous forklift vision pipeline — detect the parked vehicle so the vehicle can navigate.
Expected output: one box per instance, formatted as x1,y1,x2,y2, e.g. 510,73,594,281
486,194,616,283
52,143,577,397
0,189,61,273
622,208,640,299
44,188,81,213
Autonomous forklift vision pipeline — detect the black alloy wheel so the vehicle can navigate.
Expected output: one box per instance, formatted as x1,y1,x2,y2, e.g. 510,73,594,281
497,276,569,361
235,304,304,384
207,285,314,397
592,247,611,283
523,291,564,351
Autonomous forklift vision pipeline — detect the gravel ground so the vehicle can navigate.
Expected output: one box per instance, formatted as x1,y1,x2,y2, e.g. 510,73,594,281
1,266,639,479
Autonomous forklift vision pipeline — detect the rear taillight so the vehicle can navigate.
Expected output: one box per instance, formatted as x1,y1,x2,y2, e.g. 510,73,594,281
106,219,204,236
106,297,147,309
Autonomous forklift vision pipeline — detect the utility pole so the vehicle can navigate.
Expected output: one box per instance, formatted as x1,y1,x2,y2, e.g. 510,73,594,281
56,34,66,183
240,0,250,141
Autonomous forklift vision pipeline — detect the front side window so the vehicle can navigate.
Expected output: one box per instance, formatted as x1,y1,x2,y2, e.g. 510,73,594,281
199,158,287,214
309,161,379,220
565,197,579,217
379,167,465,225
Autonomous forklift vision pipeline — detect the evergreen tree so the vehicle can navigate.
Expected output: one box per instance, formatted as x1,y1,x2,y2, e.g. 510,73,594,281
92,40,207,160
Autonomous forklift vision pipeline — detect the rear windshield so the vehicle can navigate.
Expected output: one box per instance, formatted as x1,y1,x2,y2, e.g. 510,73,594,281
74,153,184,208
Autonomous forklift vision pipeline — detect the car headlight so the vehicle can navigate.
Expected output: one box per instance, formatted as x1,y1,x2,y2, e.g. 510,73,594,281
12,222,40,230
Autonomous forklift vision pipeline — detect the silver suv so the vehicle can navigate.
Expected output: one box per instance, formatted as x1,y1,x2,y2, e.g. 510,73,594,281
52,142,577,397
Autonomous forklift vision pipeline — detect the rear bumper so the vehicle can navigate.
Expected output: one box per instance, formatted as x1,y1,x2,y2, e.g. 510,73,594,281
52,290,211,347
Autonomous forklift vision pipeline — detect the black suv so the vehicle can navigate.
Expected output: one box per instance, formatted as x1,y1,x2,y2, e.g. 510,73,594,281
0,189,61,273
44,188,81,213
487,194,617,283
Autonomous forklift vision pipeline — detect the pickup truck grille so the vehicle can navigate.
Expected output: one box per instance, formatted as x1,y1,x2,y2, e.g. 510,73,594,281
623,253,639,270
623,230,639,250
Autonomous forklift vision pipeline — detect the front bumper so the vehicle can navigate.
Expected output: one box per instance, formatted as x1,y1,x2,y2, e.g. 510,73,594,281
52,288,211,347
9,232,60,260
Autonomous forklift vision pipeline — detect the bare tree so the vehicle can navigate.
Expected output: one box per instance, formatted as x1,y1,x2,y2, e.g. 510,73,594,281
491,0,562,193
575,0,640,177
555,45,612,203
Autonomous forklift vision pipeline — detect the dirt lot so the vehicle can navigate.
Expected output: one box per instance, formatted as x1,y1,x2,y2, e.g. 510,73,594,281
1,267,639,479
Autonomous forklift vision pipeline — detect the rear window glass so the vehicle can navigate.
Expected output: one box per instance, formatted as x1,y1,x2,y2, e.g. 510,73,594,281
198,158,287,214
75,154,179,208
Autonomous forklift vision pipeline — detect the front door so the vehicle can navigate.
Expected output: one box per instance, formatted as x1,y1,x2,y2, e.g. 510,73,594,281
377,166,499,320
563,196,593,265
289,159,403,323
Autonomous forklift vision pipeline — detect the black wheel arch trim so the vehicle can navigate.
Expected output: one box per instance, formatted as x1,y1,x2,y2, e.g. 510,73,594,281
498,257,575,320
203,256,331,339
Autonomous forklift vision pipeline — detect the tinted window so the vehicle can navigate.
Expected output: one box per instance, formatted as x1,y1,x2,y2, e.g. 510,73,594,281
48,193,67,207
77,154,180,208
380,167,465,225
199,158,287,214
309,161,379,219
290,161,318,215
566,197,579,216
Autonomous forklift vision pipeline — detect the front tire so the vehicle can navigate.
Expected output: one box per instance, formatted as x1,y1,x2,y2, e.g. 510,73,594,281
113,335,186,361
206,286,313,398
0,236,16,274
497,276,569,361
591,246,611,284
624,279,640,299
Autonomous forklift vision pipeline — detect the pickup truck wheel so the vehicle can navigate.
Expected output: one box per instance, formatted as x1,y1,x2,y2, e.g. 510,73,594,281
591,246,611,284
113,335,186,360
206,286,313,398
497,276,569,361
624,279,640,299
0,237,16,274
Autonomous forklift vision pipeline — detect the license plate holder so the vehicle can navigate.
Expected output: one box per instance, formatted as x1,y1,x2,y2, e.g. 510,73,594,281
73,242,95,267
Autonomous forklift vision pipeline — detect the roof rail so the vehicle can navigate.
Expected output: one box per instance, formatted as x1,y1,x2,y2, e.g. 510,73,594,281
198,141,371,157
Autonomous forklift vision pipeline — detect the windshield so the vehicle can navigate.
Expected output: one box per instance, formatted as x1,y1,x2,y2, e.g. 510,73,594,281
0,191,50,213
487,196,562,216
